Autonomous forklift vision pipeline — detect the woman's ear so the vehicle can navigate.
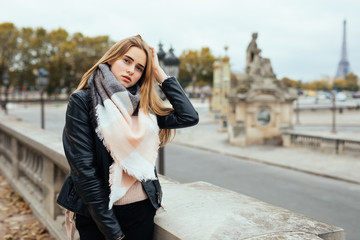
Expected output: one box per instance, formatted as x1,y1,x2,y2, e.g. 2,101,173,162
107,58,115,66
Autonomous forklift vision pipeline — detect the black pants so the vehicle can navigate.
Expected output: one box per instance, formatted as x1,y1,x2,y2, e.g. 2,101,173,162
75,199,156,240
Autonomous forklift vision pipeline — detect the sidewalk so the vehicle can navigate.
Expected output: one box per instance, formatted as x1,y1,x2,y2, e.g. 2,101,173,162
172,99,360,185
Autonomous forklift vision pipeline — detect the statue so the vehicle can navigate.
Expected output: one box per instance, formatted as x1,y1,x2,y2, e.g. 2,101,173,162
245,33,275,78
226,32,298,146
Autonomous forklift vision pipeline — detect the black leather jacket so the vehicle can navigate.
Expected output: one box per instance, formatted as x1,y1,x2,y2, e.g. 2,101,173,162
56,77,198,240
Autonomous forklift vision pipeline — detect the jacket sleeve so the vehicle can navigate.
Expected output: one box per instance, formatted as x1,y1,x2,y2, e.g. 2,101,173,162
157,77,199,129
62,91,124,240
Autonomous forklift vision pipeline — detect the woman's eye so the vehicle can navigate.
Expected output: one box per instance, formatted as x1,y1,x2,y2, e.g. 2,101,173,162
136,66,143,72
123,58,129,63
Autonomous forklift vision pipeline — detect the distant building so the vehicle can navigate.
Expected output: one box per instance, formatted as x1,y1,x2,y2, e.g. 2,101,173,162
335,20,350,79
156,42,180,99
157,42,180,79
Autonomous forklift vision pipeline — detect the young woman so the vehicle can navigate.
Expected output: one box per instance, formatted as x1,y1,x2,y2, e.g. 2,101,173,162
56,35,198,240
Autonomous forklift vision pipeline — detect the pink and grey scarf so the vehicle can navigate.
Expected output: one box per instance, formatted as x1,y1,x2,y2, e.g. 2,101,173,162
88,64,160,209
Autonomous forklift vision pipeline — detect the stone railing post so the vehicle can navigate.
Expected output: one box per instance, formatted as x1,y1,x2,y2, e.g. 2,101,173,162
42,158,63,220
11,137,19,179
282,132,291,147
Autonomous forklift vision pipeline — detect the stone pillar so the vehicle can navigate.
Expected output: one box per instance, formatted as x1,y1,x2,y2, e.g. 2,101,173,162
212,50,231,132
220,55,231,116
211,60,221,115
11,137,19,179
43,158,63,219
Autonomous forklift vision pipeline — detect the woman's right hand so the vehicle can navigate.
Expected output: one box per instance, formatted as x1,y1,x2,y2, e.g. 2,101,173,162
149,46,168,84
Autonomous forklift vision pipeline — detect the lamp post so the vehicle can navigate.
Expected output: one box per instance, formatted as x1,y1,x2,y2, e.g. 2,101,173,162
2,73,9,115
331,85,337,134
36,68,49,129
158,147,165,175
296,84,300,124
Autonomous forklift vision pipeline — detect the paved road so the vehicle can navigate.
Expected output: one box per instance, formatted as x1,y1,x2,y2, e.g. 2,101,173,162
4,103,360,240
164,143,360,240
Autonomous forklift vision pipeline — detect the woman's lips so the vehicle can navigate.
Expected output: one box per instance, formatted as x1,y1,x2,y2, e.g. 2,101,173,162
122,75,131,83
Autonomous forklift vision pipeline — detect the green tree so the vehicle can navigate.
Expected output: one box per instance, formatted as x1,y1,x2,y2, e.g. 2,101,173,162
0,22,19,82
47,28,70,94
179,47,215,92
302,80,331,91
14,27,35,88
65,34,114,92
334,72,359,91
0,22,116,95
280,77,300,88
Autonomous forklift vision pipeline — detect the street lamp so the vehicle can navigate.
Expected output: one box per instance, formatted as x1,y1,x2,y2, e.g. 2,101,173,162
2,73,10,115
36,68,49,129
296,83,301,124
331,85,337,134
158,146,165,175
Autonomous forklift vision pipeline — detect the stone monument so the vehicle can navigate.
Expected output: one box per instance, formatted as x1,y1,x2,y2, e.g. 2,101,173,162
227,33,297,146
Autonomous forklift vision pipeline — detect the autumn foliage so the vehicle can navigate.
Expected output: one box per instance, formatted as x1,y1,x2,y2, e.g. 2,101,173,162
280,72,359,91
0,22,114,95
0,175,56,240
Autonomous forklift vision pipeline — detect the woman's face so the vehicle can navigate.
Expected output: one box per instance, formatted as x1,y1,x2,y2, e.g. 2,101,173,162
109,47,147,88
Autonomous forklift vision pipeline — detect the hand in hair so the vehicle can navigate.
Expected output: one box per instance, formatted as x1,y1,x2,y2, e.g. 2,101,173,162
149,46,168,84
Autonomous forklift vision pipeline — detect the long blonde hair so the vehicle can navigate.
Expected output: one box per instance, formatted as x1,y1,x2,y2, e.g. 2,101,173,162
77,35,173,146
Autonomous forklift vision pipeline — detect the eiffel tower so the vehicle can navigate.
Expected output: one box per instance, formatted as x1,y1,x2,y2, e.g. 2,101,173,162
335,20,350,78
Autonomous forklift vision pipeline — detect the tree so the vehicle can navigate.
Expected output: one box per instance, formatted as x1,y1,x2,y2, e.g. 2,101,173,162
280,77,299,89
47,28,70,94
0,22,19,81
178,47,215,94
65,34,114,92
302,80,331,91
334,72,359,91
15,27,35,88
0,22,121,96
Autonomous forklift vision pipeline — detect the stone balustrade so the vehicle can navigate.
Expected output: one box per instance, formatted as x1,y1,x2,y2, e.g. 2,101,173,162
283,131,360,155
0,116,345,240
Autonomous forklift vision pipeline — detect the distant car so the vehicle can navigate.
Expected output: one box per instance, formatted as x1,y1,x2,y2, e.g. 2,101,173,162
316,92,328,100
336,92,347,101
353,92,360,99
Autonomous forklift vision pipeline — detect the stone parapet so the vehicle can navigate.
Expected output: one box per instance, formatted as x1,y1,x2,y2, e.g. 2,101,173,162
282,130,360,155
156,178,344,240
0,115,345,240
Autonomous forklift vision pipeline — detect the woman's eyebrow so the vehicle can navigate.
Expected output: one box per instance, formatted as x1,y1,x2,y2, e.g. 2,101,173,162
125,55,145,69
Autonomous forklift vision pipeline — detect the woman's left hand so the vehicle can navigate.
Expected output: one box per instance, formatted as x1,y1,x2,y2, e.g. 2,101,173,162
149,46,168,84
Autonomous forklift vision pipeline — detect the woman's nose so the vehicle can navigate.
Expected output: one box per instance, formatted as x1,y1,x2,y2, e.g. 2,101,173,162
126,66,134,75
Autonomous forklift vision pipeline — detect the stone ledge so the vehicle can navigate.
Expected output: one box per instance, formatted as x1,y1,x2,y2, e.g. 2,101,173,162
155,178,345,240
245,232,324,239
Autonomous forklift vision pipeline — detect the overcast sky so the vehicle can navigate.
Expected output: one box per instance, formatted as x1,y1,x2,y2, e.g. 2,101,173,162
1,0,359,82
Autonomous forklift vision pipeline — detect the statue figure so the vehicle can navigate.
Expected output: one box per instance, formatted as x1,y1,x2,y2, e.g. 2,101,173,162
245,33,275,78
246,33,261,73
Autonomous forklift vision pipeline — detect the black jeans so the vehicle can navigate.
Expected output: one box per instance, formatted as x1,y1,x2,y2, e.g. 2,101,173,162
75,199,156,240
